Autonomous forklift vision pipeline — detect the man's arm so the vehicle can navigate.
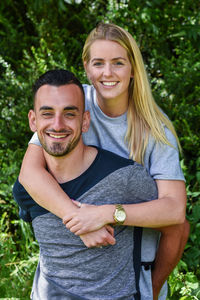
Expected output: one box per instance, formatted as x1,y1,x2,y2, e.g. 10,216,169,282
80,225,116,248
152,220,190,300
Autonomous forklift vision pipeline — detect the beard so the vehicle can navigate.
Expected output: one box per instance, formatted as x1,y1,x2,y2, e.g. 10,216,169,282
39,132,82,157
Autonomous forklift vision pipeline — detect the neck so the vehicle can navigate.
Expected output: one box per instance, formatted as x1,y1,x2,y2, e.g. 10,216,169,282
96,93,128,117
44,142,98,184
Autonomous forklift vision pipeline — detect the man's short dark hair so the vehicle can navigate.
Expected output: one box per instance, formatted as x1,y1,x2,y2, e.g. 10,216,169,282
33,69,84,107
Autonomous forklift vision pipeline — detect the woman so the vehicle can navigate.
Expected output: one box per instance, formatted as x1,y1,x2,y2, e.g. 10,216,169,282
19,23,188,299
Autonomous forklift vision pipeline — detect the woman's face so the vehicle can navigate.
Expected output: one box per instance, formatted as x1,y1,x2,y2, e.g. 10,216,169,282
85,40,133,105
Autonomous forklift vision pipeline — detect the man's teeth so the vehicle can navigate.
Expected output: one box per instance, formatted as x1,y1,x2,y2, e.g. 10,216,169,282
49,134,67,138
102,82,117,86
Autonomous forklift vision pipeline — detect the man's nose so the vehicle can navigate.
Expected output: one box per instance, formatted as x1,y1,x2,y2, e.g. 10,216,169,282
53,115,65,131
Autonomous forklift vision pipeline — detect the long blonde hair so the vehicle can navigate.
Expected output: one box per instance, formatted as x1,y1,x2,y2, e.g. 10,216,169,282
82,23,181,164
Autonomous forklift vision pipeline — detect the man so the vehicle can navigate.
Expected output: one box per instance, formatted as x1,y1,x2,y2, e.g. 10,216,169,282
13,69,158,299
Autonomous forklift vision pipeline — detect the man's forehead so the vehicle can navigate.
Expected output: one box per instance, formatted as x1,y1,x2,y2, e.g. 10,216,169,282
34,84,84,110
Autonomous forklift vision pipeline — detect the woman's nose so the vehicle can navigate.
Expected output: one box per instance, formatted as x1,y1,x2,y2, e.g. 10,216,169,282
103,63,112,77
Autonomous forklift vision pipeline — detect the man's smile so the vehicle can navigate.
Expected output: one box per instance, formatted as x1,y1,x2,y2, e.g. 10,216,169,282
45,131,72,140
48,133,69,139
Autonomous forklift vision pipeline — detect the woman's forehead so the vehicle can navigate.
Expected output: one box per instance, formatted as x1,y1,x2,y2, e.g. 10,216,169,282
89,40,129,60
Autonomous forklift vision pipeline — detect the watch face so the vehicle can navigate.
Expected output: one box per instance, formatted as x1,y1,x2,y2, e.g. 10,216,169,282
116,210,126,222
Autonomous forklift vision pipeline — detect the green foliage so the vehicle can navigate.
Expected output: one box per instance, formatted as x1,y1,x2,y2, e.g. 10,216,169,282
0,214,38,298
168,261,200,300
0,0,199,298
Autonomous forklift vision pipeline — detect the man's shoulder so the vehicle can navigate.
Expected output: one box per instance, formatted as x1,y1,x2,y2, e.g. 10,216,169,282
92,147,145,182
13,178,48,222
79,147,157,204
97,147,154,184
96,147,135,169
13,178,29,199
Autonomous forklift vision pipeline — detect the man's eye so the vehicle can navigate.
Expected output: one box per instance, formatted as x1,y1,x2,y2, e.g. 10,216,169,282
42,112,53,117
65,113,75,118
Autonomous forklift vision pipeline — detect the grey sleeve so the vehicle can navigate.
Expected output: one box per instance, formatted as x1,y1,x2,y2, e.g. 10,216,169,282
126,164,158,204
145,127,185,181
29,132,42,146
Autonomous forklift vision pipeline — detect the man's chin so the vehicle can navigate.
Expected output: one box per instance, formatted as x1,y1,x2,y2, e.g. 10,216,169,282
48,151,68,157
43,147,69,157
40,134,81,158
41,143,67,157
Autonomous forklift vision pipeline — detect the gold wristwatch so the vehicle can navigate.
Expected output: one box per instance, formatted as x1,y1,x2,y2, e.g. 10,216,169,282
113,204,126,225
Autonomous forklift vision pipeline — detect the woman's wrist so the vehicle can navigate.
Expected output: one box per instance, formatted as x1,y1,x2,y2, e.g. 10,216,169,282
100,205,116,225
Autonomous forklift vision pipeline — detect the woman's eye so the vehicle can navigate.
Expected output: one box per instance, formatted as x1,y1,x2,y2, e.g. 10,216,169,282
114,61,124,66
93,62,103,67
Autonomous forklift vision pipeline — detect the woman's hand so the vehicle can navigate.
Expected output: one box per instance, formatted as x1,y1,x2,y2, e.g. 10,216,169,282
63,201,114,235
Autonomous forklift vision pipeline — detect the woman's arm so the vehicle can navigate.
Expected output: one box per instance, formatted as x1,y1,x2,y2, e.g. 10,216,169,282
151,220,190,299
125,179,186,227
19,144,76,218
19,146,186,242
63,178,189,297
63,179,186,235
19,144,116,247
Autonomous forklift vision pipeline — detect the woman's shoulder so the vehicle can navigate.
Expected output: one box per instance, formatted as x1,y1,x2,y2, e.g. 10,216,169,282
146,125,180,161
82,84,96,110
82,84,95,97
145,127,185,181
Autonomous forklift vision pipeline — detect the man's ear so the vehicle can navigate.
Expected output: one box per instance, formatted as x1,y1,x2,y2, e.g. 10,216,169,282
28,110,37,132
82,111,90,133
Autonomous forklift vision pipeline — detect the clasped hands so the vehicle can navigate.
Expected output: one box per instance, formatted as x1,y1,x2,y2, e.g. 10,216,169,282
63,201,116,248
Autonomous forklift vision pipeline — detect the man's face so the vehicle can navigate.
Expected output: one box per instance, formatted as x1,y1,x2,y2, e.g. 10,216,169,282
29,84,89,157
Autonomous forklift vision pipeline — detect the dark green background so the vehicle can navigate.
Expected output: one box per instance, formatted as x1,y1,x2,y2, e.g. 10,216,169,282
0,0,200,298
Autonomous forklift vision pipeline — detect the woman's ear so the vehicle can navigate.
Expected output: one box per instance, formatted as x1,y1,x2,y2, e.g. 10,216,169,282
83,61,91,82
83,60,88,72
82,111,90,133
28,110,37,132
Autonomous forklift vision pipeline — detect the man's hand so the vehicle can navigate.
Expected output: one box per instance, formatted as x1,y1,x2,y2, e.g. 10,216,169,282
80,225,116,248
63,202,113,235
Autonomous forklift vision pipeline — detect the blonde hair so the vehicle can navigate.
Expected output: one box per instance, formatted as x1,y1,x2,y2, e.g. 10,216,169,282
82,23,181,164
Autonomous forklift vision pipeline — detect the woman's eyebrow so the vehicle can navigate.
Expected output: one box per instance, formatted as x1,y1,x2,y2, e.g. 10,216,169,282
91,57,127,62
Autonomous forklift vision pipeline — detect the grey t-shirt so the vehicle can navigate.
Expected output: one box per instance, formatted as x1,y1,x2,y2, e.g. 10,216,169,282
14,148,158,300
29,84,185,300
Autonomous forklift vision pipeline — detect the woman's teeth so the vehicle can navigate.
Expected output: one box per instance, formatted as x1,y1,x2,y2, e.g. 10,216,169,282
102,82,117,86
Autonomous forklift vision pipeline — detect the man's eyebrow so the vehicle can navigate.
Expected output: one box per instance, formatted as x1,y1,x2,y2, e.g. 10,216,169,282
64,106,79,111
39,106,53,111
39,106,79,111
